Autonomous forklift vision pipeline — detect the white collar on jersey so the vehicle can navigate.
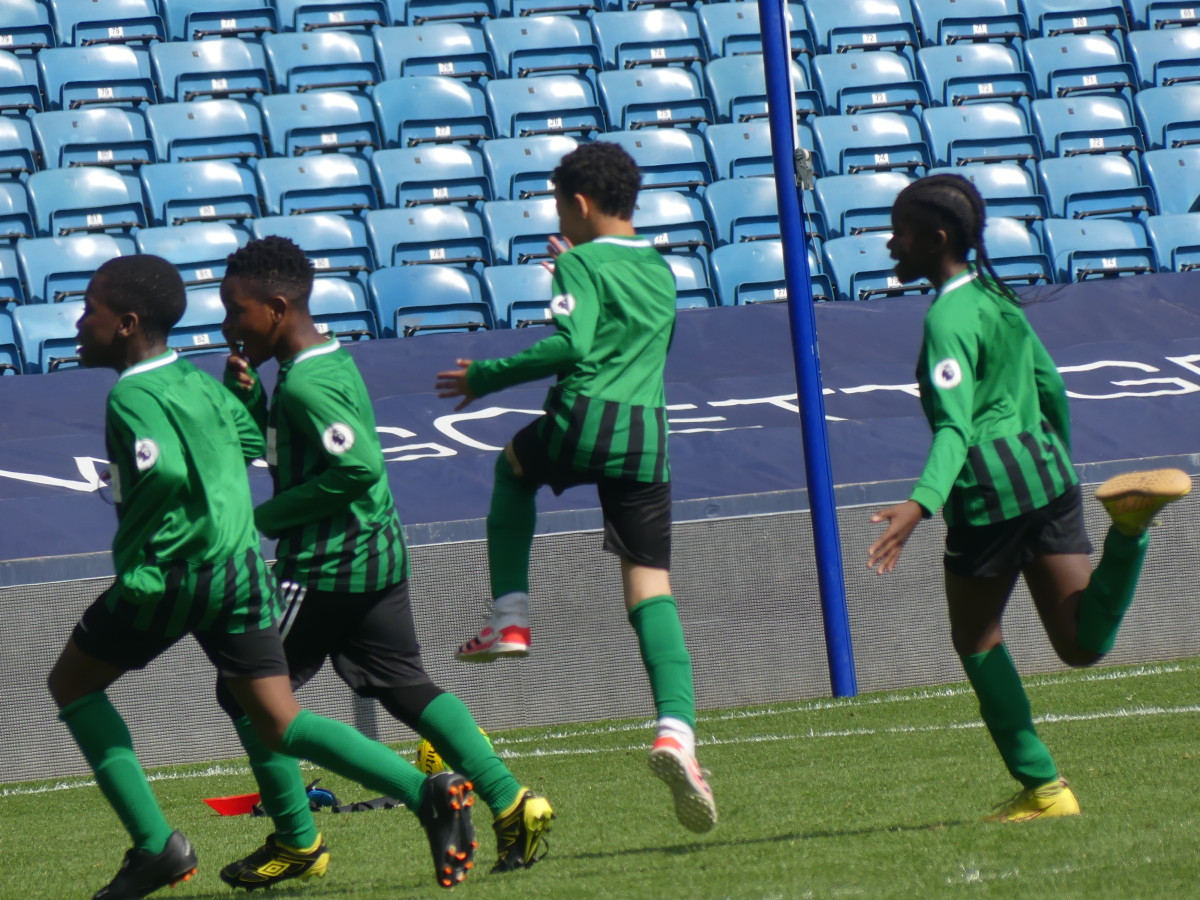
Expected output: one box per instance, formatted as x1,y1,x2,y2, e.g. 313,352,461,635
119,349,179,381
593,236,653,249
937,268,978,297
290,338,340,367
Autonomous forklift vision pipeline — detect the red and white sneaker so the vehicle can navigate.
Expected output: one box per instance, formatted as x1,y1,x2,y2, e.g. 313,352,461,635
648,736,717,833
456,622,531,663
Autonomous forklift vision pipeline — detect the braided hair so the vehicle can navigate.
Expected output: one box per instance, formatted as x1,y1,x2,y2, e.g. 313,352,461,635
893,174,1016,303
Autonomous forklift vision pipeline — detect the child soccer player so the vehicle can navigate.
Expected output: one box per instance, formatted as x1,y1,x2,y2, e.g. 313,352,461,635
436,142,717,834
216,236,552,885
48,255,476,900
868,174,1191,822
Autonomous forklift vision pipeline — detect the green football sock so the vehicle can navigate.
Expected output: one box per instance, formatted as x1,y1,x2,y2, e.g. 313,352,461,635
60,692,173,853
416,693,521,815
278,710,426,812
1076,526,1150,655
960,645,1057,789
628,594,696,729
232,716,318,849
487,452,537,600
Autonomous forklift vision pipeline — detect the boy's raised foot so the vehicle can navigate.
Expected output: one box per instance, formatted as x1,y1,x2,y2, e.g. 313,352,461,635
93,831,197,900
418,772,478,888
456,622,531,663
491,789,554,873
219,833,329,890
648,736,717,834
1096,468,1191,536
984,777,1080,823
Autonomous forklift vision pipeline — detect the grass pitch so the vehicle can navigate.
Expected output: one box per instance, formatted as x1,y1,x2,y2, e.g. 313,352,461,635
3,659,1200,900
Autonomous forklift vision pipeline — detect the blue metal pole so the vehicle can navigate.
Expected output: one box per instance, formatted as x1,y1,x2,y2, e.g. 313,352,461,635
757,0,857,696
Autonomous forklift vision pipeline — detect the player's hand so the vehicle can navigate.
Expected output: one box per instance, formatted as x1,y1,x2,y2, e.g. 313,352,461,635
540,235,573,273
867,500,924,575
225,340,255,391
436,358,477,411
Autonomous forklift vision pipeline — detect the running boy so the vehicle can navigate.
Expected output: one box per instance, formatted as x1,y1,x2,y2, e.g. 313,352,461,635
868,174,1191,822
436,142,717,834
217,236,552,884
49,255,476,900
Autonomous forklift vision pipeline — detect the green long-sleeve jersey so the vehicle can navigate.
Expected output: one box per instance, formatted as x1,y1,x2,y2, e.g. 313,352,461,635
104,351,279,635
910,269,1077,527
228,339,407,592
467,236,677,482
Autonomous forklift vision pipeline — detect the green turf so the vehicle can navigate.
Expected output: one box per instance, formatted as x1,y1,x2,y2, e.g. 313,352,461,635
4,659,1200,899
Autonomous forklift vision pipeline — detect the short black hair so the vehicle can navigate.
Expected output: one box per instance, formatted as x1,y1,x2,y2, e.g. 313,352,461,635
92,254,186,340
553,142,641,219
224,236,314,307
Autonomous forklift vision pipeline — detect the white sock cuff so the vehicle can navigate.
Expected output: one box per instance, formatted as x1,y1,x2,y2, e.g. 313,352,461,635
656,717,695,755
492,591,530,625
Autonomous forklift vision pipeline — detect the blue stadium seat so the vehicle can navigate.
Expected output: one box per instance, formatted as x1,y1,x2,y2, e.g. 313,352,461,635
591,10,706,75
307,276,379,341
26,167,145,240
150,38,269,104
929,163,1050,228
256,155,378,217
0,49,41,118
1146,213,1200,272
0,311,21,373
0,0,56,57
264,31,381,96
804,0,920,62
49,0,166,55
704,56,817,125
376,23,494,83
159,0,279,43
1135,85,1200,150
0,246,23,306
0,182,32,243
601,129,711,197
0,117,36,181
1128,0,1200,30
704,121,777,179
812,51,928,118
922,103,1039,170
37,45,155,113
481,262,553,328
704,175,784,245
597,68,712,133
1127,27,1200,89
916,44,1035,117
367,265,492,337
365,205,490,269
1038,155,1154,221
658,254,714,309
508,0,600,19
1142,147,1200,215
406,0,497,28
487,74,604,138
632,190,712,265
483,16,600,87
1042,217,1156,280
1020,0,1129,39
823,233,931,301
812,112,931,177
251,213,376,284
372,76,493,148
17,234,123,305
145,99,266,165
135,222,245,290
481,196,559,264
481,134,578,200
815,172,912,239
710,240,832,305
697,4,814,67
1023,34,1135,101
31,108,155,171
164,284,227,355
260,92,380,159
141,160,260,229
981,215,1053,285
13,299,85,373
910,0,1027,49
371,145,490,208
273,0,388,33
1030,95,1143,159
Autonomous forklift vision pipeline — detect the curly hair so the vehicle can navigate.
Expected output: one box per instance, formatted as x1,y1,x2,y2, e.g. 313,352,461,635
91,254,186,340
552,142,642,219
224,235,314,307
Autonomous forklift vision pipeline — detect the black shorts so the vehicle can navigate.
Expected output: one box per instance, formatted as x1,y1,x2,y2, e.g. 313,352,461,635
72,587,289,680
511,419,672,570
943,485,1093,579
277,579,432,696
